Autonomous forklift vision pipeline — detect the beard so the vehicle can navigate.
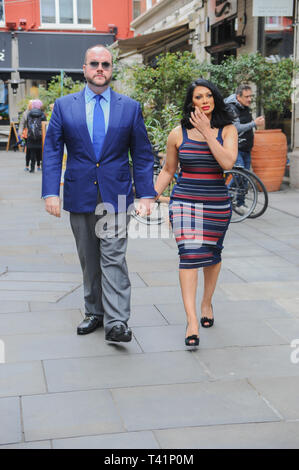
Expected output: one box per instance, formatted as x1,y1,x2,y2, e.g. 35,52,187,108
85,74,112,88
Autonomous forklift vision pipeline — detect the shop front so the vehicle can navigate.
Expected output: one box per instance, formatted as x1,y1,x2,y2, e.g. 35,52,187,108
0,32,13,124
17,31,115,81
205,0,245,64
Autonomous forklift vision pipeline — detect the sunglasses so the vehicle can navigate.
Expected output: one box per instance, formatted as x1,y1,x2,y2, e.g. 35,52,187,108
86,61,112,70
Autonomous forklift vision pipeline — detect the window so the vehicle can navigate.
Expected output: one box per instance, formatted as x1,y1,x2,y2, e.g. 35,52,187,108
40,0,92,27
0,0,5,25
133,0,141,19
146,0,152,10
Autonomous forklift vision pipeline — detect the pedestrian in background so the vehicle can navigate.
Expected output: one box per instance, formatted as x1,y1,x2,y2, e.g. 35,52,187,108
225,85,265,211
18,100,33,171
26,99,46,173
155,79,237,347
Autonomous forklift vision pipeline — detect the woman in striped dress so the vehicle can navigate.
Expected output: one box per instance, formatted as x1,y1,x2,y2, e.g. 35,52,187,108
155,79,237,346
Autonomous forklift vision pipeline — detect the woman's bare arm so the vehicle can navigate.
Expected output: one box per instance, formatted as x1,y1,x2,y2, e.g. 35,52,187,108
154,127,180,198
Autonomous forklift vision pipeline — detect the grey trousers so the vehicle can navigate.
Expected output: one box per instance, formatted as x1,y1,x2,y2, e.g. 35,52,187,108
70,203,131,334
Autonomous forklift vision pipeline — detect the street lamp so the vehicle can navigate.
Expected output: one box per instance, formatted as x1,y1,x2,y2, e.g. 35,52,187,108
8,79,25,95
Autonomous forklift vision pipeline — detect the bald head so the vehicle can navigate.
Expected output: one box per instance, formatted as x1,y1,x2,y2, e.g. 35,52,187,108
84,45,113,65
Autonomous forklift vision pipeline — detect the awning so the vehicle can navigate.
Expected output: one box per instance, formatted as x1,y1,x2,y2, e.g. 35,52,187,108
205,36,246,54
17,32,115,73
0,32,12,70
115,23,193,56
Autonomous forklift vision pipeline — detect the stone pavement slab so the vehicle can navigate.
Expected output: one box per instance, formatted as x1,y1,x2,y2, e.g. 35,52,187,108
53,431,159,449
43,351,209,393
22,390,125,441
154,421,299,449
156,299,291,325
0,300,29,314
0,361,46,398
2,330,141,363
194,345,298,381
111,380,280,431
0,310,83,335
249,376,299,420
133,318,286,353
0,397,22,445
0,441,52,449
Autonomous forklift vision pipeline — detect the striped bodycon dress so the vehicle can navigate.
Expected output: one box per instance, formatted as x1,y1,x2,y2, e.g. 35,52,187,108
169,126,232,269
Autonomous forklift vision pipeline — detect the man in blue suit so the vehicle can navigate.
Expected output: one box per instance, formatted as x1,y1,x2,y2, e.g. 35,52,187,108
42,45,156,342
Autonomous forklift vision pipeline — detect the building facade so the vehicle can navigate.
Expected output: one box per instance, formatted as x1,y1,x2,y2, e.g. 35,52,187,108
119,0,298,186
0,0,133,122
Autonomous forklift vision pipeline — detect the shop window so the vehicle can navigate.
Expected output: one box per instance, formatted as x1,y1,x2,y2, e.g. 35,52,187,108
0,81,9,122
40,0,92,27
265,16,294,58
0,0,4,25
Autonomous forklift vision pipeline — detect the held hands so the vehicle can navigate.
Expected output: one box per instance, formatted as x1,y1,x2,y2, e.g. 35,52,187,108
45,196,61,218
190,107,212,137
136,198,155,217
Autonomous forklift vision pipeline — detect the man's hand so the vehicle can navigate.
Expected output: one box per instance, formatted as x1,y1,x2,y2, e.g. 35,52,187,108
45,196,61,218
136,198,155,217
255,116,265,129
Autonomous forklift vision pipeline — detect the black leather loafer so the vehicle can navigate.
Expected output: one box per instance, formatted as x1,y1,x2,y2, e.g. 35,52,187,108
77,315,103,335
105,324,132,343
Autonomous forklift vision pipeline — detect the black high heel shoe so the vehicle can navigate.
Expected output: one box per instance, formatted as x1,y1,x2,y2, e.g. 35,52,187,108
185,325,199,347
200,305,214,328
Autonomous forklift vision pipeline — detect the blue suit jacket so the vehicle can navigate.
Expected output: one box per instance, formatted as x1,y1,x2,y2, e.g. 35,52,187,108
42,88,156,213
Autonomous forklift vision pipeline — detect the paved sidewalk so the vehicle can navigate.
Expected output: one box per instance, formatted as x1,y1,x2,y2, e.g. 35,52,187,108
0,150,299,449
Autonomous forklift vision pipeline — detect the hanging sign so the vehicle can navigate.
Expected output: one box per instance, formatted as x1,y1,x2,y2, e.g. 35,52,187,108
208,0,238,26
253,0,293,17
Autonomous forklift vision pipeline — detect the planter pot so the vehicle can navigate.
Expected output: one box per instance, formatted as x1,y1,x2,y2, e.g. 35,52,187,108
251,129,287,192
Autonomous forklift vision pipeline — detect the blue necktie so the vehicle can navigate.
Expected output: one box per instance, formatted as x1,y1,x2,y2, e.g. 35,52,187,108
93,95,105,161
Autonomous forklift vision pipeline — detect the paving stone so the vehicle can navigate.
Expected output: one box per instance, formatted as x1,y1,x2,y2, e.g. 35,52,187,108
0,310,82,335
155,300,291,325
0,361,46,397
0,266,7,275
0,280,80,292
0,263,81,274
0,290,65,302
53,431,159,449
0,397,22,445
133,319,286,353
2,331,141,362
0,301,29,314
129,305,168,327
194,345,298,381
221,281,299,301
1,272,81,283
111,380,280,431
22,390,124,441
265,318,299,342
154,421,299,449
250,376,299,420
275,298,299,317
0,441,51,449
44,351,209,393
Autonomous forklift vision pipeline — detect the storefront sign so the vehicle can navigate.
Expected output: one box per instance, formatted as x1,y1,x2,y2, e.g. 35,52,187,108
253,0,293,17
0,32,12,70
18,32,114,72
208,0,238,26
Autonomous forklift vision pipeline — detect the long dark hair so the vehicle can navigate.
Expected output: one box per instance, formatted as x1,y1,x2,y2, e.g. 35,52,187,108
181,78,233,129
